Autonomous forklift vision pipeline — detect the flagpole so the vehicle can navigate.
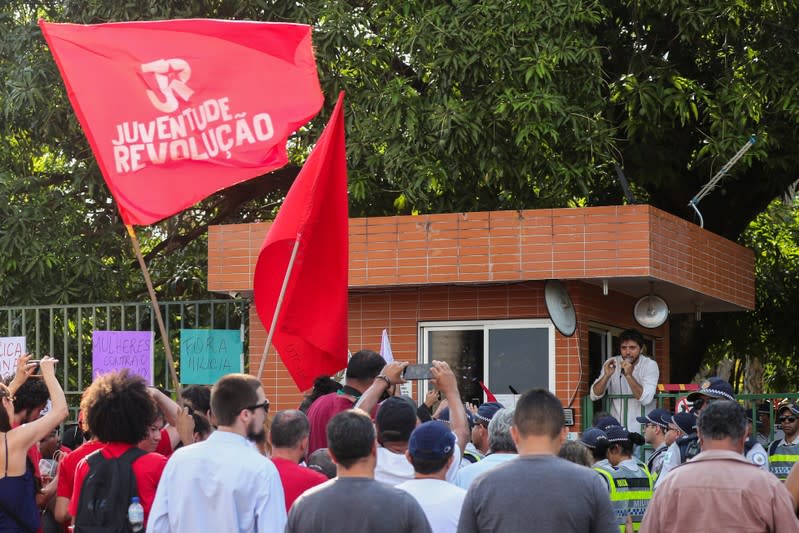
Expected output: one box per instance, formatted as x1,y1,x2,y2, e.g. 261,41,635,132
125,224,183,406
257,233,302,381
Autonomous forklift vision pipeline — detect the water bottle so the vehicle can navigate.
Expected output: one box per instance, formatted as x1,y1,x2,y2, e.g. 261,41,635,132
128,496,144,532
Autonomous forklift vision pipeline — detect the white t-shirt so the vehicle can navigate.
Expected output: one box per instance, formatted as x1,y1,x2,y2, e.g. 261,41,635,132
375,436,462,486
396,478,466,533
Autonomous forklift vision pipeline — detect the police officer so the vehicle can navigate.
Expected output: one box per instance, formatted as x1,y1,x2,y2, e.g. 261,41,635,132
635,407,671,481
654,411,698,489
768,403,799,480
594,425,653,532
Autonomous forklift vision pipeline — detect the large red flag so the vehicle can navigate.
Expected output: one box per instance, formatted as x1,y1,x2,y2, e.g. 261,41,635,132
254,93,348,391
39,19,323,225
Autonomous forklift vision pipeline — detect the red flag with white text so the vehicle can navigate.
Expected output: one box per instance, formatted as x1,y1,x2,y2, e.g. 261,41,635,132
39,19,323,225
254,93,348,391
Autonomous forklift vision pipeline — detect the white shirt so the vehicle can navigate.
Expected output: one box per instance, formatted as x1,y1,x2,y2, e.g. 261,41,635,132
454,453,517,489
147,431,287,533
374,435,462,486
396,478,466,533
589,355,659,433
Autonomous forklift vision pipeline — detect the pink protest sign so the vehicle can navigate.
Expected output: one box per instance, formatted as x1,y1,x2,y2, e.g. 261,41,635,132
92,330,154,385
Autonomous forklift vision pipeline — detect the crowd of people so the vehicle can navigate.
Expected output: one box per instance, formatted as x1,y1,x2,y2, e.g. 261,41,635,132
1,341,799,533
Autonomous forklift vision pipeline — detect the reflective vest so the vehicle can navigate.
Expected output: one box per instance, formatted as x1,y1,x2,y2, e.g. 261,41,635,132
595,462,653,533
768,439,799,480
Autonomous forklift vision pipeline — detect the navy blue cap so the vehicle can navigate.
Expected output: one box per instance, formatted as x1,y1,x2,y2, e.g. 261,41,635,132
778,403,799,417
594,415,621,431
474,402,504,424
636,408,671,430
605,425,630,443
436,407,475,430
687,377,735,402
408,421,456,460
671,412,697,435
580,428,608,449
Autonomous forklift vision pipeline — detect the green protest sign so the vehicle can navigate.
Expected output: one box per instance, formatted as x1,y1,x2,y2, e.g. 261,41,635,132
180,329,242,384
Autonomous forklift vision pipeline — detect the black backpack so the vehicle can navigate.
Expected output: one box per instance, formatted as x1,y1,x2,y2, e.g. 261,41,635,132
677,434,701,463
74,447,147,533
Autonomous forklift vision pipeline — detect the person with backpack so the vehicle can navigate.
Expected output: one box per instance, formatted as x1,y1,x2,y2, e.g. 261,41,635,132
68,370,168,531
0,355,67,533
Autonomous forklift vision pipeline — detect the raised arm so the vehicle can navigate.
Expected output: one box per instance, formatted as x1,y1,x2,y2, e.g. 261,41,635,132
353,362,407,415
9,357,68,450
430,361,468,453
7,353,36,396
149,387,182,449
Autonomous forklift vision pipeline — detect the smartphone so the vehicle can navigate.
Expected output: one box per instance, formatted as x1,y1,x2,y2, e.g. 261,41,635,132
403,363,433,380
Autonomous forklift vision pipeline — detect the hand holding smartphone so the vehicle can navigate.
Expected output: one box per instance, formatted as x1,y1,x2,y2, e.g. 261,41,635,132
402,363,433,380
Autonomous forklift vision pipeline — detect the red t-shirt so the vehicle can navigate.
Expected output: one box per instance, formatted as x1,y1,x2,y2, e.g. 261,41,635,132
271,457,327,510
306,393,357,455
154,428,172,457
56,440,104,499
68,442,167,524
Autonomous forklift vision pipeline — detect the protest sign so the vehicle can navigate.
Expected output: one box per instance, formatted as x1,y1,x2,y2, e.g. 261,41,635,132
92,330,154,384
180,329,242,384
0,337,26,378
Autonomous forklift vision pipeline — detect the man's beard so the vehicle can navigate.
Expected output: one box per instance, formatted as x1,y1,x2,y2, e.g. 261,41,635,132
246,417,265,443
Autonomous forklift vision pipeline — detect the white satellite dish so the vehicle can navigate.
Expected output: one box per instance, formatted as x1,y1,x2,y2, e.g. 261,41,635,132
545,280,577,337
633,294,669,329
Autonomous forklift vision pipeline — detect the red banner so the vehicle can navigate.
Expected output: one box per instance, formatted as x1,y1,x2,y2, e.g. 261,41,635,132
39,19,323,225
254,93,348,391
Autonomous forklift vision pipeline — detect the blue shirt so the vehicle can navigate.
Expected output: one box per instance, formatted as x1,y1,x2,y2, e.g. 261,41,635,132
454,453,517,489
147,430,286,533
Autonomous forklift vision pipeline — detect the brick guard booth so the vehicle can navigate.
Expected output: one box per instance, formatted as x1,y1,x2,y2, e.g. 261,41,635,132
207,205,754,428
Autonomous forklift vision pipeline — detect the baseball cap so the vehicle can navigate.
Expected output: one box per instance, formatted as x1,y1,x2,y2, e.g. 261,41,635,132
671,412,697,435
436,407,475,430
474,402,504,425
686,377,735,402
778,403,799,417
580,428,608,449
408,421,456,460
376,396,418,443
636,408,671,430
594,415,621,431
604,425,630,443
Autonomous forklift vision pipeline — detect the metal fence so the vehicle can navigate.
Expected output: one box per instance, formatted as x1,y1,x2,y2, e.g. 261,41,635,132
0,299,249,418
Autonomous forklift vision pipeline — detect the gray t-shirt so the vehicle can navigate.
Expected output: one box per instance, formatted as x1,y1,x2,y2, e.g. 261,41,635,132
286,476,433,533
457,455,617,533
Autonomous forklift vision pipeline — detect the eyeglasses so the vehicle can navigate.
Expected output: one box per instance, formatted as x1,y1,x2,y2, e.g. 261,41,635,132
245,400,270,413
778,416,797,423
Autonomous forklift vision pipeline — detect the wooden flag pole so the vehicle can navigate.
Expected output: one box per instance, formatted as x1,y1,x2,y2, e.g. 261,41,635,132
257,233,302,381
126,224,183,406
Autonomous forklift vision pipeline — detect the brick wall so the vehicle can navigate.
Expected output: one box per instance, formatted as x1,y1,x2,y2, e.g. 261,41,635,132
208,205,749,423
209,205,753,310
254,280,668,430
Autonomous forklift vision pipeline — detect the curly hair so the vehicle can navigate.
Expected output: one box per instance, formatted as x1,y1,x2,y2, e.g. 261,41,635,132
14,378,49,415
83,370,157,444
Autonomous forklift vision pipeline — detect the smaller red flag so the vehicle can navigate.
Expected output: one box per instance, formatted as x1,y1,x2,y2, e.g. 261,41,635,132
254,93,348,391
478,381,498,403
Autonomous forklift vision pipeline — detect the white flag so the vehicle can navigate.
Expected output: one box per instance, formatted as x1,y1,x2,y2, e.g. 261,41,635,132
380,329,394,363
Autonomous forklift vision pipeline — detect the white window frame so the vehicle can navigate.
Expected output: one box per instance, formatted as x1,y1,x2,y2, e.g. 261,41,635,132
417,319,555,403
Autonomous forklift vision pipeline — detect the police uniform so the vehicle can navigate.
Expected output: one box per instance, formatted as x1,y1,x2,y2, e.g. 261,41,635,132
767,404,799,480
598,426,654,532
